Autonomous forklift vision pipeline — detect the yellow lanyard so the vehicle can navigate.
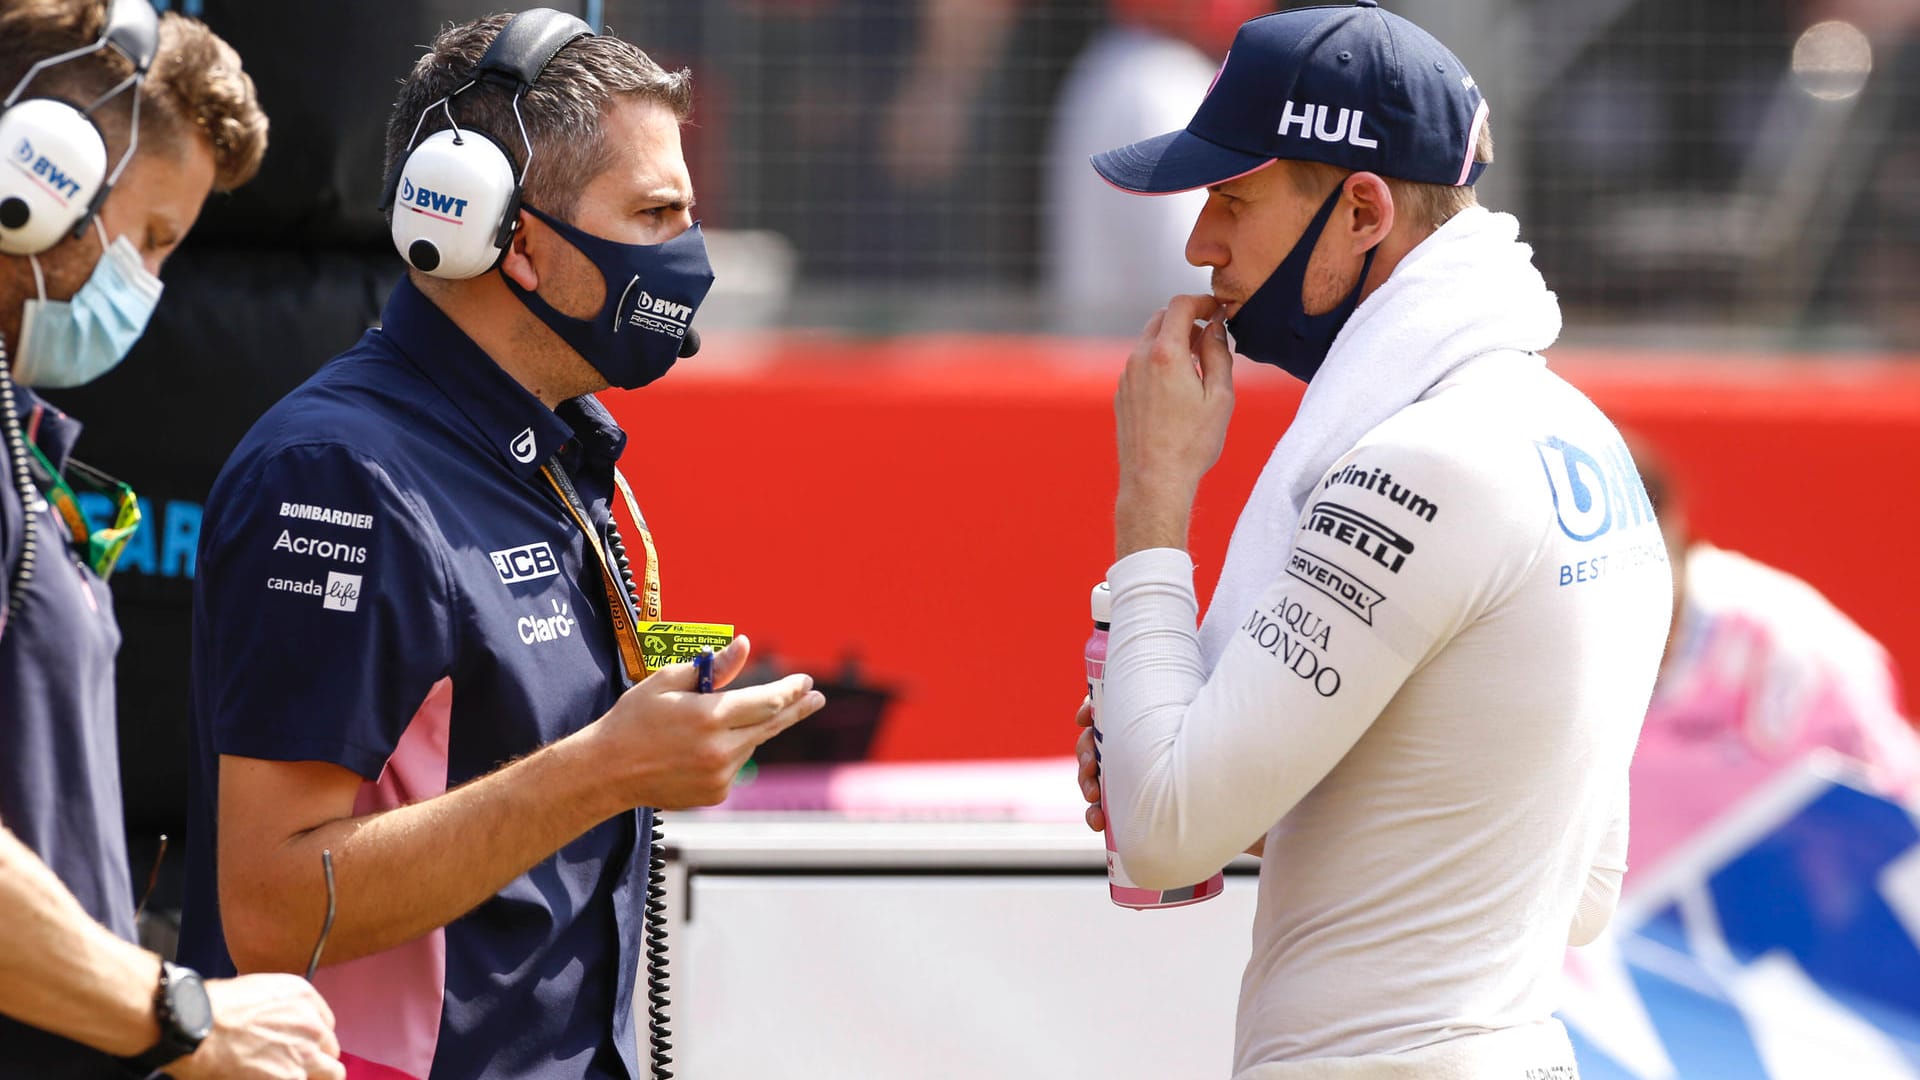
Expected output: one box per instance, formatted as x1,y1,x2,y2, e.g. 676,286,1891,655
24,443,141,580
539,461,661,683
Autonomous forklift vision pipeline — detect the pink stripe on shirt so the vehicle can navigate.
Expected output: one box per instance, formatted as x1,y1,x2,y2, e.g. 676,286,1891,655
314,677,454,1080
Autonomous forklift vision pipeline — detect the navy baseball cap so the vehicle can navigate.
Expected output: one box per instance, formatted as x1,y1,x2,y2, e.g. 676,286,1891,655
1092,0,1490,195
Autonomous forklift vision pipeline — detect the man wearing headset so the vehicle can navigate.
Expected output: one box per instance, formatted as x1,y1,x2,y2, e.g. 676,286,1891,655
0,2,342,1077
178,12,824,1078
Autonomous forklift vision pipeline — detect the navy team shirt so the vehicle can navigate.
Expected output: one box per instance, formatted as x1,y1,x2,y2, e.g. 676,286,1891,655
0,387,137,1077
180,279,651,1080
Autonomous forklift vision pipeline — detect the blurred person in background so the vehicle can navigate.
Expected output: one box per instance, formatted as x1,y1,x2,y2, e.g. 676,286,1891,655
881,0,1019,193
1044,0,1269,334
179,12,822,1079
1632,435,1920,798
1074,3,1671,1075
0,1,340,1076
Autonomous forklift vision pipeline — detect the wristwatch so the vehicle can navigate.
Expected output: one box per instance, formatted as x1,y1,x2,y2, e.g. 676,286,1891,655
120,961,213,1076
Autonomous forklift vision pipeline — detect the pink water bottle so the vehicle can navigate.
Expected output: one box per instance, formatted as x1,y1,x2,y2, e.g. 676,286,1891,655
1088,582,1225,909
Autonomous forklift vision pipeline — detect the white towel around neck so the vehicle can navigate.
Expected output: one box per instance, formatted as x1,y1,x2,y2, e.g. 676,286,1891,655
1197,205,1564,666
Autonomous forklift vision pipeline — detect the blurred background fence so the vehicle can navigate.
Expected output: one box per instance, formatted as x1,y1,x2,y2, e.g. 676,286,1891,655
594,0,1920,346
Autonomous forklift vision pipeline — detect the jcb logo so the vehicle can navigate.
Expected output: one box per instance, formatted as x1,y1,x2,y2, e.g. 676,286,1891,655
401,178,469,220
490,541,561,584
1277,101,1379,149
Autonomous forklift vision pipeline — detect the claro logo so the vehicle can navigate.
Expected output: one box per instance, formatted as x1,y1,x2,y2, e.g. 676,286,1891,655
400,178,469,222
519,599,576,644
10,139,83,202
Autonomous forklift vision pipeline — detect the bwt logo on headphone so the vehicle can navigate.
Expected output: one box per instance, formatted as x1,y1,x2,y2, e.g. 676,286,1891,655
400,177,469,222
10,138,81,202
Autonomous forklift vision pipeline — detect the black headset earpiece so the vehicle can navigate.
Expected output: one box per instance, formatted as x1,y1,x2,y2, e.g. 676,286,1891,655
0,0,159,256
385,8,593,280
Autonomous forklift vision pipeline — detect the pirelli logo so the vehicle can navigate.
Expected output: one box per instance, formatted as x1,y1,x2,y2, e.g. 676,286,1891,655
490,541,561,584
1286,547,1385,625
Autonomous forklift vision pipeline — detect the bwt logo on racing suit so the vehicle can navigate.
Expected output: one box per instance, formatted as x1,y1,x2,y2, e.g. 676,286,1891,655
11,139,82,203
1277,101,1380,149
400,178,468,221
1534,435,1655,543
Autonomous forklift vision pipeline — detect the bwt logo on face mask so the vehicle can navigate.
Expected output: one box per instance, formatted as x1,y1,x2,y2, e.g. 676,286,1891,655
627,289,694,337
400,178,468,221
632,291,692,325
11,139,82,202
1277,101,1380,149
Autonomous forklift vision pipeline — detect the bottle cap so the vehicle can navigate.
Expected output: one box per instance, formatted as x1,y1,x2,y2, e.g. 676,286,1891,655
1090,581,1111,623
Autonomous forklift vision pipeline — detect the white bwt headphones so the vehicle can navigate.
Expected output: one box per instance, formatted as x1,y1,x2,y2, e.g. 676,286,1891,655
0,0,159,257
382,8,594,280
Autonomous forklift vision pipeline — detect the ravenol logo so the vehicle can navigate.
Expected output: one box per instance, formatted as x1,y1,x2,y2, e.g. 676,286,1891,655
401,177,469,222
1277,101,1380,149
10,139,82,202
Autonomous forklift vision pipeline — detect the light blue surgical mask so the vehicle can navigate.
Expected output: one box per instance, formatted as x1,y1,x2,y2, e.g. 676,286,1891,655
12,217,163,389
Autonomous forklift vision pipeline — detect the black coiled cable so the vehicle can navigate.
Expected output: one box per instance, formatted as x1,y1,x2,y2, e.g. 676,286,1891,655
605,521,672,1079
0,340,40,642
641,807,673,1078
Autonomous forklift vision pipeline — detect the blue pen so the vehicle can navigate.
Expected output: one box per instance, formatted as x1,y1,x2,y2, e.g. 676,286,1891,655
694,646,715,693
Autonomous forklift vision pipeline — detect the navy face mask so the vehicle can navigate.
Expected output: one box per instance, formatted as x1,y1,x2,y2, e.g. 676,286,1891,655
504,204,716,390
1225,182,1379,384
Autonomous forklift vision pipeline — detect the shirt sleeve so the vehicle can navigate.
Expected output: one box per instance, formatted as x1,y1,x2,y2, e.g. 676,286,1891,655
1098,436,1545,888
195,442,455,779
1568,773,1628,946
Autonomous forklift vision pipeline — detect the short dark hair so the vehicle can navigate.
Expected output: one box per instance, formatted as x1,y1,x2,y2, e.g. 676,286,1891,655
0,0,268,192
384,15,692,223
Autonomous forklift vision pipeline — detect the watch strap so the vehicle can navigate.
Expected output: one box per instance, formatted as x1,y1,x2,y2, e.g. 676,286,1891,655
119,961,207,1076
